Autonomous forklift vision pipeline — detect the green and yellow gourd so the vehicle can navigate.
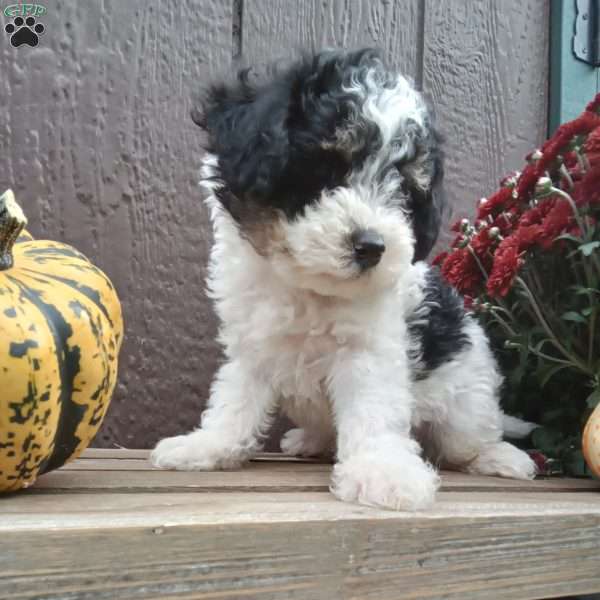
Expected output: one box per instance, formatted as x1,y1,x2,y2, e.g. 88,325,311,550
0,190,123,492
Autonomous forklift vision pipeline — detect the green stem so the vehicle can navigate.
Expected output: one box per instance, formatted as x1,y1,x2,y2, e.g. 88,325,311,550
467,244,488,281
0,190,27,271
589,309,597,368
559,164,574,190
489,307,517,337
516,276,592,375
550,187,587,236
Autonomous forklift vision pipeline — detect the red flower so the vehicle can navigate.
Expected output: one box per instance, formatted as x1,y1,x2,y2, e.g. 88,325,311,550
584,126,600,170
432,251,448,267
516,111,600,202
440,248,482,296
486,236,523,297
515,223,543,250
586,92,600,114
491,208,520,236
519,199,556,227
536,200,573,249
573,167,600,206
477,187,515,220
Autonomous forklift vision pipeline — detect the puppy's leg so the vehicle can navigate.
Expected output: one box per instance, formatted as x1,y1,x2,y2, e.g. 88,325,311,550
419,334,536,481
151,359,276,470
328,351,440,511
280,394,335,458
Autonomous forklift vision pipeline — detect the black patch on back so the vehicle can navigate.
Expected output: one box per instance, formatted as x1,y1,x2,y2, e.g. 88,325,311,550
408,267,471,376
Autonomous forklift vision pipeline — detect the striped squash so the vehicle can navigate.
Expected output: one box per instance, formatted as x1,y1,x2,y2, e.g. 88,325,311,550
0,190,123,492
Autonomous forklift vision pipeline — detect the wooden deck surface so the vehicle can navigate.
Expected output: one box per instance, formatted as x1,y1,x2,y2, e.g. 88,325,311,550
2,449,600,600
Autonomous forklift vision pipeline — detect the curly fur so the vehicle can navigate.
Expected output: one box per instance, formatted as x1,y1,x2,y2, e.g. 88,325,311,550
152,48,536,511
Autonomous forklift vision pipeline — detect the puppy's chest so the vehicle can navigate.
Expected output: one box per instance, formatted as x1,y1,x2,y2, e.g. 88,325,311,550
259,296,363,397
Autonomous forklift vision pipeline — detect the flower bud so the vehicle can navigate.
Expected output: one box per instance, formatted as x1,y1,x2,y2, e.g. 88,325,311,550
526,148,543,162
534,176,553,196
460,218,470,232
500,171,521,188
489,226,501,239
479,197,487,206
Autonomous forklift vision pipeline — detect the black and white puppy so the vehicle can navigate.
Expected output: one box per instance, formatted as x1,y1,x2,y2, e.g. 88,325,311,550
151,48,536,511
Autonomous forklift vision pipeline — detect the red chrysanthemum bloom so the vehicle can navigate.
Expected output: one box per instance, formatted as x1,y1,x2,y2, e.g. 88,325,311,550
516,111,600,202
432,251,448,267
477,187,515,220
440,248,482,296
471,227,496,258
519,198,556,227
586,93,600,113
573,167,600,206
491,208,520,236
584,126,600,170
515,223,543,250
486,236,523,297
536,200,574,249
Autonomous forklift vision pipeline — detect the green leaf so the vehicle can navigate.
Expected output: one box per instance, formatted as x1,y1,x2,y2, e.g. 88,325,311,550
563,449,588,477
555,233,582,244
572,286,600,296
579,241,600,256
532,427,564,455
561,311,587,323
537,363,571,387
582,306,595,317
586,388,600,408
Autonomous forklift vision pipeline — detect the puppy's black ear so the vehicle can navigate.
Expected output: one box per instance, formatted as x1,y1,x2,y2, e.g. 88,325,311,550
404,128,446,262
193,70,291,202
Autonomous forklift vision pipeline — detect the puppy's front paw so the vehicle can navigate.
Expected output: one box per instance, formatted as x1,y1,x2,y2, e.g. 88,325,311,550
280,428,332,457
150,430,241,471
331,452,440,511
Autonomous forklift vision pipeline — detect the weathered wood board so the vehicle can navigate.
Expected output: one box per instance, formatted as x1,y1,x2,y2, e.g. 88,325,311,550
2,449,600,600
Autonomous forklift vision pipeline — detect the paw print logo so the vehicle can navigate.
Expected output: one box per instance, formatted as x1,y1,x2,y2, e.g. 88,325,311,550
4,16,45,47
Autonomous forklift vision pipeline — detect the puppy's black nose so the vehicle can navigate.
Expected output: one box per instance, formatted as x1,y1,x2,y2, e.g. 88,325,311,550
351,229,385,269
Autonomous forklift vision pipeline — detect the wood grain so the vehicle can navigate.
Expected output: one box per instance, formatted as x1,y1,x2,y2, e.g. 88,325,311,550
0,0,232,450
241,0,423,81
3,496,600,599
422,0,550,247
3,490,600,530
3,450,600,599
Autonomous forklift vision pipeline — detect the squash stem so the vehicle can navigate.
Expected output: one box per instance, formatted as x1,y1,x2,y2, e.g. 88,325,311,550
0,190,27,271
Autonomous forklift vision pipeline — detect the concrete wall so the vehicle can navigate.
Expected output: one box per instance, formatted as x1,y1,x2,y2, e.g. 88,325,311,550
0,0,549,449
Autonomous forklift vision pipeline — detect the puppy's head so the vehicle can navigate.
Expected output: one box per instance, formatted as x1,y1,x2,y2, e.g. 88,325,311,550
197,48,444,298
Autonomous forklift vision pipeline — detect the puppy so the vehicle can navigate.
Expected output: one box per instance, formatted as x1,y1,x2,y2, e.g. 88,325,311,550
151,48,536,511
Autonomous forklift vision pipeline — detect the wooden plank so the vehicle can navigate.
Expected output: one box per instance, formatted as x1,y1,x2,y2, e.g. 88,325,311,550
422,0,550,242
2,492,600,599
79,449,324,463
241,0,423,83
81,448,152,460
3,491,600,530
30,455,600,493
549,0,599,132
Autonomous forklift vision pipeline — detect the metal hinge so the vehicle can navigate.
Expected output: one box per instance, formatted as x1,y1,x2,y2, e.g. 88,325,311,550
574,0,600,66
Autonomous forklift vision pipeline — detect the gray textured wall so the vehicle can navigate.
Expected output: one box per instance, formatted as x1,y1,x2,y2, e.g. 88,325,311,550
0,0,549,449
